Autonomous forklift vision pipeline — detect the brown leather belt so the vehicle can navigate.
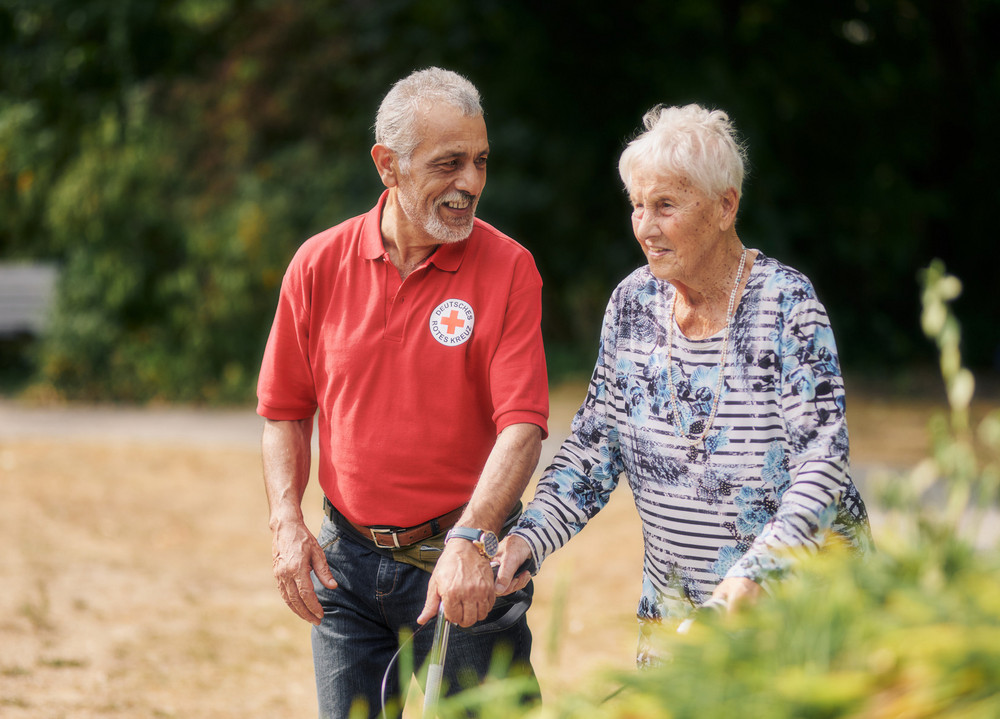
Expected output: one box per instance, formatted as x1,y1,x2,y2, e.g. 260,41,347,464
323,497,465,549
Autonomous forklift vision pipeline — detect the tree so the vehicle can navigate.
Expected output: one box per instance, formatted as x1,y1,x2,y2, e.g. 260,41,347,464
2,0,998,401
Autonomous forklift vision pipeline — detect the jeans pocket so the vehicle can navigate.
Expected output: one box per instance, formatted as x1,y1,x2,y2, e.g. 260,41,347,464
320,536,341,551
317,519,343,552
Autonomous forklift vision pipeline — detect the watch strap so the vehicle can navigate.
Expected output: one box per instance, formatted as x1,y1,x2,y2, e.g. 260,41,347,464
446,526,498,559
445,526,481,544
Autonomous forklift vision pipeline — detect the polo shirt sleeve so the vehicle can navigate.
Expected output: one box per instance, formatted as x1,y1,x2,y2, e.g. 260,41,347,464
256,254,319,421
489,253,549,439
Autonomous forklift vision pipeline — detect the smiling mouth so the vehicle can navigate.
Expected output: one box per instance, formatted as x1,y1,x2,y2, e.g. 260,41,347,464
440,192,474,211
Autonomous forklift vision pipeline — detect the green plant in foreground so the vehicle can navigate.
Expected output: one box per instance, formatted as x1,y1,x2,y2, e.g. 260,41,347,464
917,261,1000,530
436,261,1000,718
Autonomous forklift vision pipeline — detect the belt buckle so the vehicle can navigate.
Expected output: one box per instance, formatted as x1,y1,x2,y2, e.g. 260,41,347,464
369,527,402,549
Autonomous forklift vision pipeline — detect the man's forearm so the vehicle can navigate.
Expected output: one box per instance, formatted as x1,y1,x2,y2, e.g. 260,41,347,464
459,422,542,534
262,416,337,624
262,417,314,529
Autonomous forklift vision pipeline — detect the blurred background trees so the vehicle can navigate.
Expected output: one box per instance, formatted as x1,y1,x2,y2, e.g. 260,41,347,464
1,0,997,403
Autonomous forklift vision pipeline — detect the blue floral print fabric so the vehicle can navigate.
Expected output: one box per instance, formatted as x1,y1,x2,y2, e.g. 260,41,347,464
511,252,872,622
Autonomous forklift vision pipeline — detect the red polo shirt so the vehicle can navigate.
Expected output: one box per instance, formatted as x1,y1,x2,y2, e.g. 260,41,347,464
257,191,549,527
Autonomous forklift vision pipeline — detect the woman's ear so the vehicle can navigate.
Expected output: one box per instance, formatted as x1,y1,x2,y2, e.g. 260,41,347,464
718,187,740,231
371,144,398,188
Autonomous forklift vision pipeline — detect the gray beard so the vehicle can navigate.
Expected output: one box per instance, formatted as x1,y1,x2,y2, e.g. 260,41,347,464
398,190,475,244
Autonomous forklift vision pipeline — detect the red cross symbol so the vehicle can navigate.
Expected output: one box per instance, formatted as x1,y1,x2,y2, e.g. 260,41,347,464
440,309,466,335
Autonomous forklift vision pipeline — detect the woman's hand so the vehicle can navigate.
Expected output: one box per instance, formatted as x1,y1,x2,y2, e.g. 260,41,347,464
493,535,533,596
710,577,762,613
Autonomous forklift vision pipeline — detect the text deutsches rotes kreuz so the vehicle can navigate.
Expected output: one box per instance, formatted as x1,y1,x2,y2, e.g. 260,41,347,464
429,299,475,346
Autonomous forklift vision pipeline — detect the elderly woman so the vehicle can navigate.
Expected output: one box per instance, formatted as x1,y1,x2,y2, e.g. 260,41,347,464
495,103,872,657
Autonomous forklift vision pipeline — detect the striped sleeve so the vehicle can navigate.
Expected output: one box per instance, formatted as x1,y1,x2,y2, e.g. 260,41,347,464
510,297,625,571
727,290,851,583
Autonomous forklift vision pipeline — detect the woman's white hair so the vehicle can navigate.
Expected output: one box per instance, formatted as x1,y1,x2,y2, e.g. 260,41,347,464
618,104,747,200
374,67,482,167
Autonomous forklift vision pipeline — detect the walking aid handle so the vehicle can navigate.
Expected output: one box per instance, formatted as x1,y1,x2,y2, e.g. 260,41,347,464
423,601,451,715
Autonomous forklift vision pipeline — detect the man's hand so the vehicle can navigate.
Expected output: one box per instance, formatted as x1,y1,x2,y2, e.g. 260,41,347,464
494,535,532,596
271,518,338,625
417,538,495,628
710,576,762,613
416,423,541,628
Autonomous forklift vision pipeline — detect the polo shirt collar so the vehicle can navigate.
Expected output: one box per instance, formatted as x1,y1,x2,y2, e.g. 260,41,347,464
360,190,469,272
427,237,466,272
360,193,390,261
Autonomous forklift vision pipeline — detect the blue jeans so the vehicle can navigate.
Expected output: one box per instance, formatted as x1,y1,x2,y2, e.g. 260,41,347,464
311,517,538,719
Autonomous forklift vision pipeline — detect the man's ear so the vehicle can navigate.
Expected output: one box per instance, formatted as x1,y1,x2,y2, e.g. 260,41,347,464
371,144,399,188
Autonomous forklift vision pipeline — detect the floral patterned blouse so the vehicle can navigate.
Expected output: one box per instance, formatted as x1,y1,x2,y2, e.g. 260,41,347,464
511,251,872,622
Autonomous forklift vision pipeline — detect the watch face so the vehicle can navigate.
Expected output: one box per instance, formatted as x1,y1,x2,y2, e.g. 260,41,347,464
479,531,499,557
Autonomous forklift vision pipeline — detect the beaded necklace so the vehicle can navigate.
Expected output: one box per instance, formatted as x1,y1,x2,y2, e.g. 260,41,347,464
665,247,747,453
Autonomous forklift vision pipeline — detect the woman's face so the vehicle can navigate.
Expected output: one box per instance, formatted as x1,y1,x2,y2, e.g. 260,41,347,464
628,169,732,284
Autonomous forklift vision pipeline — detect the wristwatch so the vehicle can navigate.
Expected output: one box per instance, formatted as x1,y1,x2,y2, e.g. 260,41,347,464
445,526,499,560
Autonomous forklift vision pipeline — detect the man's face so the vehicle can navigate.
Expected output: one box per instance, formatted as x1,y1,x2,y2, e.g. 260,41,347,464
394,104,489,244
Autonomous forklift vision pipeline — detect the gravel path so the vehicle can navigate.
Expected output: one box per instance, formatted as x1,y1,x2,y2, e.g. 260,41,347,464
0,400,570,469
3,396,997,547
0,400,265,449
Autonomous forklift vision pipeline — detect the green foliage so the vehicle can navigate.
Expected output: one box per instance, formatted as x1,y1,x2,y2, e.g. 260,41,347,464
38,98,182,400
2,1,1000,400
434,263,1000,717
605,543,1000,719
0,100,61,258
33,87,359,402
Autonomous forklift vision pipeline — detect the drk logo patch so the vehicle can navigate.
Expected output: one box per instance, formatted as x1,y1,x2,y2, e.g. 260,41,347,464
429,299,475,346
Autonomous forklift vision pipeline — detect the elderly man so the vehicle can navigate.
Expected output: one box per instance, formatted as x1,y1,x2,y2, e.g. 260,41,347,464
257,67,548,718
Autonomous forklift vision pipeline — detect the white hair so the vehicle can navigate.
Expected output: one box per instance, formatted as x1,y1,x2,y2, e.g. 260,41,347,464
618,104,747,200
374,67,482,166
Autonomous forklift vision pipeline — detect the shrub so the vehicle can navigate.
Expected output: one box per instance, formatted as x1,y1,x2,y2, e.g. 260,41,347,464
31,91,356,403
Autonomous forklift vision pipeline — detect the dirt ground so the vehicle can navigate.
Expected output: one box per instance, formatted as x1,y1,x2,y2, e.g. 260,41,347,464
0,380,989,718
